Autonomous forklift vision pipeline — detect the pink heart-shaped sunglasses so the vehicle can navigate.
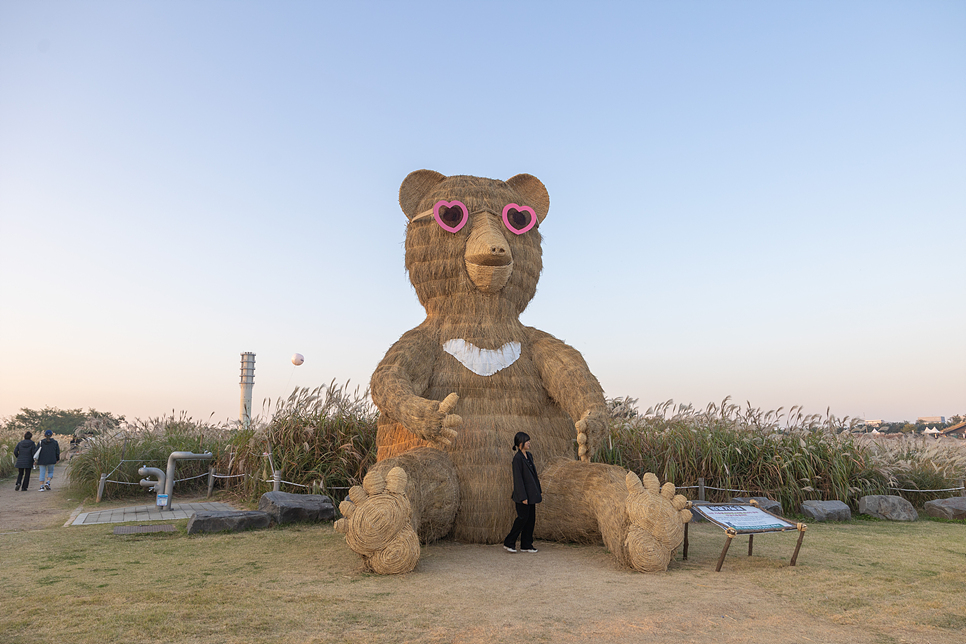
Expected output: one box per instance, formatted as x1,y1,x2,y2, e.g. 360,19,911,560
411,200,537,235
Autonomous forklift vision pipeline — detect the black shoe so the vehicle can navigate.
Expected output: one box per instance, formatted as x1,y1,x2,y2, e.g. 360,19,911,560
14,484,19,491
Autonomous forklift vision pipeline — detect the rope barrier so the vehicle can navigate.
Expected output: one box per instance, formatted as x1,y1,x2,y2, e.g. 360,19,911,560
888,485,965,493
104,461,966,497
678,482,965,495
174,472,209,483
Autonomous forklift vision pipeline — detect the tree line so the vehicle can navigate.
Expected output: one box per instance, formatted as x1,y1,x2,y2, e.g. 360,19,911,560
3,407,125,436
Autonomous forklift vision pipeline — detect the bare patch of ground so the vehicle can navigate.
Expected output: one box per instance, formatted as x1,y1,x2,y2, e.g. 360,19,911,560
0,469,79,532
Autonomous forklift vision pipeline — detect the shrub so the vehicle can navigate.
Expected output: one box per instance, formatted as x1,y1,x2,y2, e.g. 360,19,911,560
597,397,906,513
67,412,234,500
222,380,378,502
863,436,966,506
1,424,23,480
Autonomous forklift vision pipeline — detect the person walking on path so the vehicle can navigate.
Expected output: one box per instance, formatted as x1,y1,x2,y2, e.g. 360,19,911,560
503,431,542,554
14,432,37,492
34,429,61,492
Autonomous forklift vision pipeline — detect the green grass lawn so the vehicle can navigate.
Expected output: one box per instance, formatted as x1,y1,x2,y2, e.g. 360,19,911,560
1,516,963,643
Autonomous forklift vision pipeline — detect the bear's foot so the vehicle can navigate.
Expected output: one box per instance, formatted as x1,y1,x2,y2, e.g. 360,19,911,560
623,472,692,572
334,467,420,574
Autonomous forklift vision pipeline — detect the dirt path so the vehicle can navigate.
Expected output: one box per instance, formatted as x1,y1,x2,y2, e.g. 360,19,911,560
0,464,81,532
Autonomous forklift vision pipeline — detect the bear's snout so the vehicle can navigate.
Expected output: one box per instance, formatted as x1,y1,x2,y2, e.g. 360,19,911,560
464,212,513,293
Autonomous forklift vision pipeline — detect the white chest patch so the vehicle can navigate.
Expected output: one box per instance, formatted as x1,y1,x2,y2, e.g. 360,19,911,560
442,339,521,377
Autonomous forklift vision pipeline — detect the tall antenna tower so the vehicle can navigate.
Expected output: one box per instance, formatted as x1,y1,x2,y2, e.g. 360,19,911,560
239,352,256,430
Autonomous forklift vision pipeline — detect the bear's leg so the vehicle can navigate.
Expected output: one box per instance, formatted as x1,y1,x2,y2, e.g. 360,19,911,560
334,447,459,574
538,459,692,572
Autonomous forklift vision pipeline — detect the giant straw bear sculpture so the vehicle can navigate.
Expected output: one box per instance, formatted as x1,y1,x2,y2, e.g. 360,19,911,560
334,171,691,573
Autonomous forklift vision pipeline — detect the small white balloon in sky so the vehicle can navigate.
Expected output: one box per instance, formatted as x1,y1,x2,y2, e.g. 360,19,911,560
291,353,304,366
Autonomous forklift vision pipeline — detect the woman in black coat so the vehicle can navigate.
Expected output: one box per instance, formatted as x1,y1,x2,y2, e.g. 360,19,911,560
13,431,36,492
503,431,542,553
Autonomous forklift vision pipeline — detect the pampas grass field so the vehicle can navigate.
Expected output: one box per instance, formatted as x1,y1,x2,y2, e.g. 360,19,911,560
8,385,963,513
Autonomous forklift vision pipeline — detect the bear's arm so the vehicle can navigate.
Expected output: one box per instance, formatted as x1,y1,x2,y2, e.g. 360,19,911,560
371,327,461,445
528,328,608,460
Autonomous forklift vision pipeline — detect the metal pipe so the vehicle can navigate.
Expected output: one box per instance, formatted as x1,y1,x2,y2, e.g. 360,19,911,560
138,466,166,492
163,451,213,510
273,470,281,492
207,467,216,498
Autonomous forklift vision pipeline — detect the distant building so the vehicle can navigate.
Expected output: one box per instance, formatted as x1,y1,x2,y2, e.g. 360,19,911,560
917,416,945,425
859,419,884,428
940,421,966,439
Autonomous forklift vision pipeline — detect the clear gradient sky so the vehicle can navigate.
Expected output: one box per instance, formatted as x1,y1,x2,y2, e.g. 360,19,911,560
1,1,963,426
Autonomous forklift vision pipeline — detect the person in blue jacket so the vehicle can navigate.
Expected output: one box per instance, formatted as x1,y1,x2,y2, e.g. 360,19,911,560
14,431,37,492
503,431,542,553
35,429,61,491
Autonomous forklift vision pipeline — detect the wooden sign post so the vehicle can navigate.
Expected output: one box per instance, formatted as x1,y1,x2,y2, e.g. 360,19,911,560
690,501,807,572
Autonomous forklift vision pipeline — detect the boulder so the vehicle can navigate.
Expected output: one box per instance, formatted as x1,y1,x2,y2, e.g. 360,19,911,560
922,497,966,520
187,510,274,534
800,500,851,522
259,491,335,525
858,495,918,521
731,496,784,516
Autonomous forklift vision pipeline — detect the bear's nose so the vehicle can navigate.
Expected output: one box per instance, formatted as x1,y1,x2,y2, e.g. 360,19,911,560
465,213,513,267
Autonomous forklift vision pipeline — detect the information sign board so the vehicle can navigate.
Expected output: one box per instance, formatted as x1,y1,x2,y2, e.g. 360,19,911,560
156,493,168,507
695,504,796,533
688,503,807,572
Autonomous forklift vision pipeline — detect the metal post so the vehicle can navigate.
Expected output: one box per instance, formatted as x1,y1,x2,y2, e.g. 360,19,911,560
273,470,281,492
748,534,754,556
96,473,108,503
207,467,216,498
960,479,965,497
698,477,706,502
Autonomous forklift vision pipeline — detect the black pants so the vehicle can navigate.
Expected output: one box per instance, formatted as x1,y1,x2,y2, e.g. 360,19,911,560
504,502,536,550
16,468,31,490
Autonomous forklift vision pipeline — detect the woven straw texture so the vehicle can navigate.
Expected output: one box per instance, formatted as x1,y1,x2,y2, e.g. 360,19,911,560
340,172,687,574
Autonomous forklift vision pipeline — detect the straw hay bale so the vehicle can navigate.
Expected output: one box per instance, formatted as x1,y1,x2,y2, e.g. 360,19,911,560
385,466,407,494
341,171,688,574
625,524,673,573
363,470,386,495
338,500,355,518
347,485,367,506
367,448,459,543
367,524,420,574
345,493,410,555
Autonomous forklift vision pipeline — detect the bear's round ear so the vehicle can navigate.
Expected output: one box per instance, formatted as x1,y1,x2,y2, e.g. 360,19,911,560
506,174,550,223
399,170,447,221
